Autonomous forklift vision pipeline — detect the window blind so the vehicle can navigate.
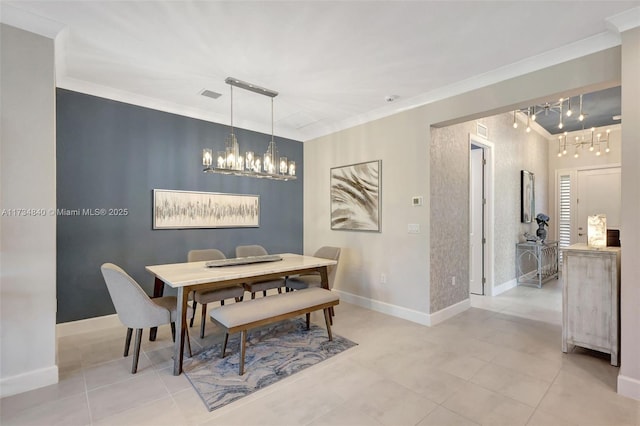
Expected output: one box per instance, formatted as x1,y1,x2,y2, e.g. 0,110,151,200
558,174,571,263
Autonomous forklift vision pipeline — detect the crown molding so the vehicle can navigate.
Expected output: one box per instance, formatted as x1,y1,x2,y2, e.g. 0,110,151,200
606,7,640,34
57,76,305,142
0,3,65,39
301,30,621,141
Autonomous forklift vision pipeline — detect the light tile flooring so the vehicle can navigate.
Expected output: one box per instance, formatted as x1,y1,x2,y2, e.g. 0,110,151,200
2,282,639,426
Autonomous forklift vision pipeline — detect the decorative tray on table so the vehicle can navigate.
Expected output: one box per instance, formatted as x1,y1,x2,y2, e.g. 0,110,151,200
205,254,283,268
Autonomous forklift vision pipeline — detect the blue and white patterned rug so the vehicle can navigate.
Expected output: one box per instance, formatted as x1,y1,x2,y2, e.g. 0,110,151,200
183,319,357,411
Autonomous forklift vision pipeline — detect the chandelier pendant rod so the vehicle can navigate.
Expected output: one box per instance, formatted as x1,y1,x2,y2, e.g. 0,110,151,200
202,77,295,181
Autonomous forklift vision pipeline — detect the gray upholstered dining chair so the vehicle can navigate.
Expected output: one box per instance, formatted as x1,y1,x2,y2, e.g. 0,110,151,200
285,246,341,323
235,245,286,298
285,246,341,291
187,249,245,338
101,263,192,374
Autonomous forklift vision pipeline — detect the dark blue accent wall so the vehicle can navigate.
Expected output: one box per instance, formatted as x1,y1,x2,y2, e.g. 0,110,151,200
56,89,303,323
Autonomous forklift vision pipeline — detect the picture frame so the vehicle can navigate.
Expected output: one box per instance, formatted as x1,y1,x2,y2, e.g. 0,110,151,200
521,170,535,223
153,189,259,229
330,160,381,232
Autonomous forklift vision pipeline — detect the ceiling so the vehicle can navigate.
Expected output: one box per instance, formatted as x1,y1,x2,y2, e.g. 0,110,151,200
2,1,637,141
525,86,622,135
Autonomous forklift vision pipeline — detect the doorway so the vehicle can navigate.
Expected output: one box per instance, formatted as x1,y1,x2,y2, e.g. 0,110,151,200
576,167,621,244
556,165,621,251
469,134,494,296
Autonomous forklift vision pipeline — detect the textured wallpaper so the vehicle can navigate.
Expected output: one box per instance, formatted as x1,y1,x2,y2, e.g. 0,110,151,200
430,125,470,313
430,112,549,312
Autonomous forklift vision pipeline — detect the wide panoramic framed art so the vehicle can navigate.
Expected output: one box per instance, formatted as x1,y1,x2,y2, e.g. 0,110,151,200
153,189,259,229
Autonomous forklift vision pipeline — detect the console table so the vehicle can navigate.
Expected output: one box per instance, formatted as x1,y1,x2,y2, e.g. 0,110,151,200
515,240,559,288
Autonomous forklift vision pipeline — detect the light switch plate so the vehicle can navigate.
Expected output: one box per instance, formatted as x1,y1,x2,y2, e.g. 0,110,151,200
408,224,420,234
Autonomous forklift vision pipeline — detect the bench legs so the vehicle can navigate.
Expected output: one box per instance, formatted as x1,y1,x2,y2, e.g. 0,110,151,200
239,330,247,375
200,303,208,339
324,308,333,341
221,331,247,376
219,305,337,376
221,333,229,358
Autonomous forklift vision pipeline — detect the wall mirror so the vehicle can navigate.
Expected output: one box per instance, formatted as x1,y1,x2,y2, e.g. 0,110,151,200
521,170,535,223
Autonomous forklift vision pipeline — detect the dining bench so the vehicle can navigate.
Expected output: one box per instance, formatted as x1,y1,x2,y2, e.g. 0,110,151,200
209,287,339,375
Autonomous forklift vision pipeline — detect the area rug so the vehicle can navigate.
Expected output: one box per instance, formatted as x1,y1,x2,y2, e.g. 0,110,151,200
183,318,357,411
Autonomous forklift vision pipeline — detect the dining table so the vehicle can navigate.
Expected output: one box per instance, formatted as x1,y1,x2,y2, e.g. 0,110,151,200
145,253,338,375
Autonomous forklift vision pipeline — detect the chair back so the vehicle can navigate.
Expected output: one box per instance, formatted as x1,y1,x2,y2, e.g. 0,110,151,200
100,263,171,329
188,249,226,262
313,246,341,289
236,244,268,257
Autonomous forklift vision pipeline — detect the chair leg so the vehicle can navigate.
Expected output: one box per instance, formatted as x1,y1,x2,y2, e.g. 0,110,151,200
239,330,247,375
306,313,310,330
189,300,197,327
277,287,282,294
235,297,241,303
171,322,176,342
251,292,256,300
263,290,267,297
221,333,229,358
323,309,333,341
132,328,143,374
184,325,192,357
124,328,133,357
200,303,208,339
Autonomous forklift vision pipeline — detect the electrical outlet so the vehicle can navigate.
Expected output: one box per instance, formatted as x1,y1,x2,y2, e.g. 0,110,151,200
380,273,387,284
408,224,420,234
451,276,456,286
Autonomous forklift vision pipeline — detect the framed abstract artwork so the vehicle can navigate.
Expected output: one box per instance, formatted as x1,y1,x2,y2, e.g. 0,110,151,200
153,189,259,229
521,170,535,224
330,160,381,232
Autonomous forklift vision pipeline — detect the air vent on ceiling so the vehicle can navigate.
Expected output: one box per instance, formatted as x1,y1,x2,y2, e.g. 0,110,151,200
200,89,222,99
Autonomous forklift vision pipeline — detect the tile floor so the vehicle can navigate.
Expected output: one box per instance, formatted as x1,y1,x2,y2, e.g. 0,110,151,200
2,281,639,426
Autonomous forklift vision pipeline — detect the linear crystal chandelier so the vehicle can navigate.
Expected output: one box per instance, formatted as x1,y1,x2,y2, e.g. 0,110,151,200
202,77,296,181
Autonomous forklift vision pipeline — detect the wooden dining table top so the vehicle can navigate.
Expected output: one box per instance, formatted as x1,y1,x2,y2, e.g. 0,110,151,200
145,253,337,288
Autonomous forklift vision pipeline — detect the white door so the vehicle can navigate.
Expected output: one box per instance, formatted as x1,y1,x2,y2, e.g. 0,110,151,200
576,167,621,243
469,146,484,295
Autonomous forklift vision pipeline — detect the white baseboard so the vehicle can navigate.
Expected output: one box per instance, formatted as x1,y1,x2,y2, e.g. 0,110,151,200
618,373,640,401
332,289,432,326
492,278,517,296
429,298,471,326
0,365,58,398
56,313,121,337
332,289,470,327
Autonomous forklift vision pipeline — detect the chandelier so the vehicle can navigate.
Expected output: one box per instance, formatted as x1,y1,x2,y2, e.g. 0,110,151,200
202,77,296,181
512,94,588,133
555,127,611,158
511,93,615,157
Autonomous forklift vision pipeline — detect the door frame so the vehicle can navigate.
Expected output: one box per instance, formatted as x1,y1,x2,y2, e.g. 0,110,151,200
469,133,495,296
554,163,621,249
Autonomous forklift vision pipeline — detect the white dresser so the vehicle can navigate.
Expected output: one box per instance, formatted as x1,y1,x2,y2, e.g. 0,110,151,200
561,243,621,366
